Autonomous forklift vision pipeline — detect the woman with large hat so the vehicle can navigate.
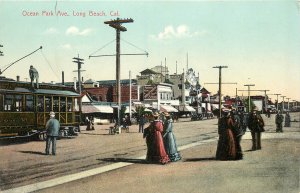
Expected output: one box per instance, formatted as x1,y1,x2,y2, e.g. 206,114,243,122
162,112,181,162
143,112,170,164
216,109,237,160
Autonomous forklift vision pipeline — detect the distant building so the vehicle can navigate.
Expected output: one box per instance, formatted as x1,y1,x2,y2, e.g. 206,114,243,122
84,79,139,103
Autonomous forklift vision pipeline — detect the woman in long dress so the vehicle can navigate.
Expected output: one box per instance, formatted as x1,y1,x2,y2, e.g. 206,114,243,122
143,112,170,164
216,111,237,160
162,112,181,162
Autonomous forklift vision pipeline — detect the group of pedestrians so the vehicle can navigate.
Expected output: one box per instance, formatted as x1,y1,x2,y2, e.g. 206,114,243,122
216,106,266,160
216,108,247,160
143,112,181,164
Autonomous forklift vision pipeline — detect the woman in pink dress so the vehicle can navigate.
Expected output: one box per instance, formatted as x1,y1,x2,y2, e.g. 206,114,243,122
144,112,170,164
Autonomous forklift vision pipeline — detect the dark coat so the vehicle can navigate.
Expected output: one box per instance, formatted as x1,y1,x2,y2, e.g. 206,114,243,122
248,112,264,132
46,118,60,137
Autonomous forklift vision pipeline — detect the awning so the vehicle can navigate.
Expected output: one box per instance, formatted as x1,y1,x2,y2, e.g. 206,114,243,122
81,104,113,114
160,104,178,113
82,104,99,113
94,105,113,113
34,89,79,96
179,105,196,112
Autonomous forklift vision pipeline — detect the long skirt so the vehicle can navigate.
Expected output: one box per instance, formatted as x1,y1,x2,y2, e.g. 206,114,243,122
216,129,236,160
163,132,181,162
147,131,170,164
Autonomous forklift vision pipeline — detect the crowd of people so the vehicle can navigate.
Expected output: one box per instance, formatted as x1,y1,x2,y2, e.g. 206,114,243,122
216,106,267,160
44,106,292,161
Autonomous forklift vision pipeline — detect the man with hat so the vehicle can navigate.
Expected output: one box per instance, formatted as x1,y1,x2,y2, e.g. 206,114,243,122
45,111,60,155
275,110,284,132
248,106,265,150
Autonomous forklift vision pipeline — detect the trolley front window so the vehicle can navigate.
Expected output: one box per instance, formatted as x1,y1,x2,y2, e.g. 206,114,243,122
45,96,52,112
26,95,34,111
15,95,23,112
0,94,3,111
38,96,44,112
67,97,72,112
53,96,59,112
4,95,13,111
60,97,66,112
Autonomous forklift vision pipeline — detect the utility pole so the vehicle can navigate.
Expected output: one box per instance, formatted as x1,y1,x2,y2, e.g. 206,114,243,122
269,94,281,110
72,55,84,94
212,66,228,118
243,84,255,113
104,18,134,128
286,97,290,111
281,95,286,112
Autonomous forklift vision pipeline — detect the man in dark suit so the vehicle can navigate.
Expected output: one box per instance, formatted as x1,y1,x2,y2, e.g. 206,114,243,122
248,107,265,150
45,111,60,155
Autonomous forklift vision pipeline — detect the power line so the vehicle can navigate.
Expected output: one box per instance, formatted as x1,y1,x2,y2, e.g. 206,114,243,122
121,38,148,55
40,50,60,81
88,39,116,58
0,46,42,75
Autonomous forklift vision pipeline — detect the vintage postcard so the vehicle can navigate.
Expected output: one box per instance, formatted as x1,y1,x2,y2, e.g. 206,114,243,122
0,1,299,193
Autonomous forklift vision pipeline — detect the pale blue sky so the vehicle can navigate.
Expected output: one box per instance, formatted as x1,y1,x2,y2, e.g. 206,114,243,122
0,0,300,101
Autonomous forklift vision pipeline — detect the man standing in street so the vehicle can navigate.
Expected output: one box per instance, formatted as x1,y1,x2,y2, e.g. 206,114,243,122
139,114,145,133
45,111,60,155
248,106,265,150
275,110,284,132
